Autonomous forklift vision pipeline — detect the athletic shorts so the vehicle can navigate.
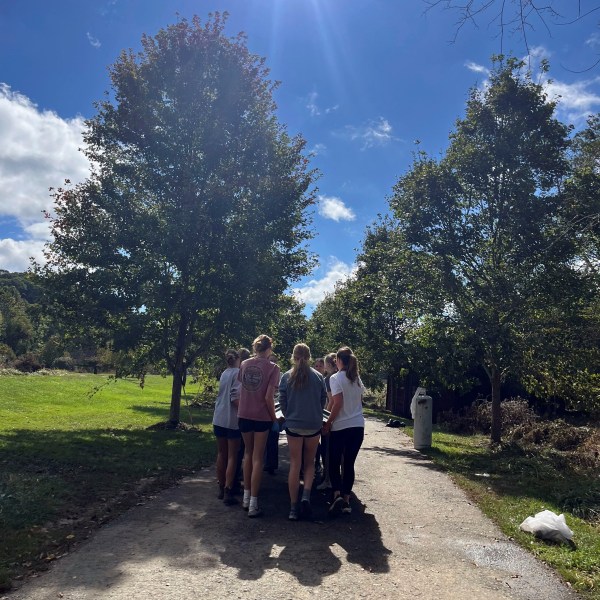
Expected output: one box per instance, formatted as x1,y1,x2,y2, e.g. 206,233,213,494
238,417,272,433
213,425,242,440
285,428,321,438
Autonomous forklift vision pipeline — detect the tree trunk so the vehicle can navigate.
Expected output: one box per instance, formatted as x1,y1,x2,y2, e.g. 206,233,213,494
168,316,189,425
490,365,502,444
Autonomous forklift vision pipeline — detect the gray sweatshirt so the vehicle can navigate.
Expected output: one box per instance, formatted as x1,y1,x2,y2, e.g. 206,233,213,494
279,367,327,431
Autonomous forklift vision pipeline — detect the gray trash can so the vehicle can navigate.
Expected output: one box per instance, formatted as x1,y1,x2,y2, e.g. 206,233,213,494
410,388,432,450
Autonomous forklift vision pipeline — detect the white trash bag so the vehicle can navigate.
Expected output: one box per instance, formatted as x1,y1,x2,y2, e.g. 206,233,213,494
519,509,574,545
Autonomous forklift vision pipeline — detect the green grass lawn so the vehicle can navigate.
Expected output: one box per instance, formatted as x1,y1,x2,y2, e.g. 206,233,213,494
0,372,216,590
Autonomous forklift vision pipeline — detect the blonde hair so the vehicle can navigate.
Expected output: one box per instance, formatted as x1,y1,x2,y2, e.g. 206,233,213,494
252,334,272,354
288,343,311,389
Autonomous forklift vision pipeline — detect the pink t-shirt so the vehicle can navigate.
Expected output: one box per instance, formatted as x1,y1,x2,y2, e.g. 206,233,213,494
237,357,280,422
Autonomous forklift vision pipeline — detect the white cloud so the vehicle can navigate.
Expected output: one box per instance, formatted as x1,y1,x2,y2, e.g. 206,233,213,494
305,91,338,117
86,32,101,48
338,117,396,149
586,33,600,49
0,84,91,271
306,91,320,116
309,143,327,156
465,61,488,74
546,78,600,124
293,257,357,307
318,195,356,222
0,238,46,272
523,46,600,122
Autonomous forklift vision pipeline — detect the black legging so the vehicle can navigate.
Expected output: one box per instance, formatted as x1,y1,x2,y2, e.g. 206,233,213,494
328,426,364,496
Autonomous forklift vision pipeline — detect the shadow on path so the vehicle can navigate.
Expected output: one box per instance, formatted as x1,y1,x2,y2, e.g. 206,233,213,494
191,436,391,586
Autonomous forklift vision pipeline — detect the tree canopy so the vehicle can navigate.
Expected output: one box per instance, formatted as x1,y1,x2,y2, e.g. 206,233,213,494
310,58,599,441
38,14,316,423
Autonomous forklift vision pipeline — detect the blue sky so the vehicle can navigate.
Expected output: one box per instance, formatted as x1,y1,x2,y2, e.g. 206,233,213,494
1,1,599,312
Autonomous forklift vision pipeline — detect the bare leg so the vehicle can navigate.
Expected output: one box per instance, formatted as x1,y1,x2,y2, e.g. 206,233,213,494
216,437,228,487
286,435,304,505
250,430,269,497
225,438,241,489
301,435,320,493
241,431,255,493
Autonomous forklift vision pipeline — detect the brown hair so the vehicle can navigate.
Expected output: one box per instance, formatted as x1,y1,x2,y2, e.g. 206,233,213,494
252,334,273,354
336,346,359,383
288,343,311,389
238,347,251,362
225,348,239,367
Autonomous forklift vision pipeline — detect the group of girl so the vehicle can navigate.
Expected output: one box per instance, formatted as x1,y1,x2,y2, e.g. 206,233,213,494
212,334,365,520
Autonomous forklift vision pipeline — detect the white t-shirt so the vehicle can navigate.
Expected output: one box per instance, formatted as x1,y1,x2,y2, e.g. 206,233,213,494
212,367,241,430
328,371,365,431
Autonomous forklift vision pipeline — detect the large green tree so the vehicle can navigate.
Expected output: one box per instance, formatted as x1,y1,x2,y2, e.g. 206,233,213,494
39,14,316,424
522,114,600,411
389,58,579,442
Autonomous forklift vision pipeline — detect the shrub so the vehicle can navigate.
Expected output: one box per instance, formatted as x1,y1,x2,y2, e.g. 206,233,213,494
13,353,42,373
514,419,590,451
364,387,386,409
52,356,76,371
0,343,16,365
438,397,537,434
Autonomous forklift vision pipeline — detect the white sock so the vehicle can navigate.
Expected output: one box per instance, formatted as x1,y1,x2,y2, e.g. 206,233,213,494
249,496,258,510
243,490,250,504
302,488,311,502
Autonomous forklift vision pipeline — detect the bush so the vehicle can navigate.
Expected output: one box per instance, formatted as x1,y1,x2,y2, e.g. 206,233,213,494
13,353,42,373
438,397,537,434
364,387,386,409
513,419,590,451
0,343,16,365
52,356,76,371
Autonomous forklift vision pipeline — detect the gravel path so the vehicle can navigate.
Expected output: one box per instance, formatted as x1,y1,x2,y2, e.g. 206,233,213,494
8,418,579,600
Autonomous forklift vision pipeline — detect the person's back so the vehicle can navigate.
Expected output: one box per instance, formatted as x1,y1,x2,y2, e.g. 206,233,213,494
238,356,280,422
213,367,241,430
279,367,326,431
328,370,364,431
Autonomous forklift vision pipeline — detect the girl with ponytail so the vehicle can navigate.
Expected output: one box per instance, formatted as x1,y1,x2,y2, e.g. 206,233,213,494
322,346,365,516
279,343,327,521
212,348,243,506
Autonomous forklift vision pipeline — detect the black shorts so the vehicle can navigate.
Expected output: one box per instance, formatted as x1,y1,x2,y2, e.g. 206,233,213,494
213,425,242,440
238,417,272,433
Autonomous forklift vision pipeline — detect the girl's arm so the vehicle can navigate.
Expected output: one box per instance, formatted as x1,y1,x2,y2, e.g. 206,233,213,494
323,392,343,433
230,380,241,409
325,391,333,411
265,384,277,421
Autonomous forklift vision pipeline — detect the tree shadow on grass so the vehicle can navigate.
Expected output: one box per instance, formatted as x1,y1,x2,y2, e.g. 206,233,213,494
421,443,600,517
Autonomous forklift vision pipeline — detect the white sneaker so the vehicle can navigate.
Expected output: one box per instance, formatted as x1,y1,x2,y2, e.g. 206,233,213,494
242,497,250,511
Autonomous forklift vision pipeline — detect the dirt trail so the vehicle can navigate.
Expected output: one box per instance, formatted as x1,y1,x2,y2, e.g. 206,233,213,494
8,418,578,600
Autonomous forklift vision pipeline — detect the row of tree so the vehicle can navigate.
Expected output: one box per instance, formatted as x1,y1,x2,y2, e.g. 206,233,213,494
307,58,600,442
0,270,113,372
